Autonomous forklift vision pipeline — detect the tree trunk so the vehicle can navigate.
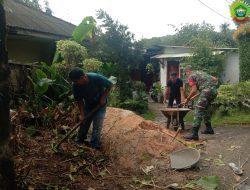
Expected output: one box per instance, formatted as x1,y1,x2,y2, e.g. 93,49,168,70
0,1,16,189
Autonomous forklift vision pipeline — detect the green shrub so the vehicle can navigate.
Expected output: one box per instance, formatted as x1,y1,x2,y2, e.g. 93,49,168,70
238,36,250,81
26,63,73,116
119,99,148,114
109,88,148,114
233,24,250,81
82,58,103,72
108,86,121,107
131,81,147,100
56,40,87,65
141,111,156,120
214,81,250,114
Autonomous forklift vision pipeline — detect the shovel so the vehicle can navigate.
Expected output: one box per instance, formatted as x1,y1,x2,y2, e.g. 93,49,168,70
177,93,200,108
52,105,100,152
170,127,181,144
170,94,200,143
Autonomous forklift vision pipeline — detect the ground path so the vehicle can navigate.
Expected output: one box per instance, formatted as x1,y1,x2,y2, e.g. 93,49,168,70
148,102,250,189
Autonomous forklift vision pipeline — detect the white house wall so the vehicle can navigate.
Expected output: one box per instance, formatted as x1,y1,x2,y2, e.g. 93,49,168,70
221,52,239,84
160,59,167,88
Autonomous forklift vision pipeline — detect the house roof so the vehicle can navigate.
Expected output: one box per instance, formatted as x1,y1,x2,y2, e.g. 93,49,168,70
4,0,76,40
154,45,238,51
150,45,237,59
153,45,194,49
151,51,225,59
151,53,193,59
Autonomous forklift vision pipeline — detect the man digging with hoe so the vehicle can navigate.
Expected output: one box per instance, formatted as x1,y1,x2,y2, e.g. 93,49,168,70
182,65,218,141
69,67,113,150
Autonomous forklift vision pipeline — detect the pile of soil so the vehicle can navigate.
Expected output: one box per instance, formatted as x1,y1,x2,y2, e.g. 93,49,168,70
102,108,183,169
12,106,184,189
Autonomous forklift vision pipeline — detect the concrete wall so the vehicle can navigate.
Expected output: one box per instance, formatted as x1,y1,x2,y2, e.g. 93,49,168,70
7,36,56,96
7,35,56,64
9,62,34,97
221,52,239,84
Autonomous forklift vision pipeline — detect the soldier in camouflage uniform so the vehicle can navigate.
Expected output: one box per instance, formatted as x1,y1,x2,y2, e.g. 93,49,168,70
183,65,218,141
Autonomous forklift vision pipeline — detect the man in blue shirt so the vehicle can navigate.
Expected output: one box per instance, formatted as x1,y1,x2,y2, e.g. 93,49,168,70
69,67,113,150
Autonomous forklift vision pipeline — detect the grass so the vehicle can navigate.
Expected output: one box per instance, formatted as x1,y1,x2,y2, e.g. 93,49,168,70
212,110,250,126
140,111,157,121
184,109,250,126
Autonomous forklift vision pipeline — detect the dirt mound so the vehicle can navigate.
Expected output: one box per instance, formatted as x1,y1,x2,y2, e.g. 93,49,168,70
101,108,183,169
12,106,184,188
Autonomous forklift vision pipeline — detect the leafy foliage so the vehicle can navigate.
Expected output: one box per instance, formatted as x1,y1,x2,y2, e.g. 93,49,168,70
185,176,220,190
40,63,72,103
238,35,250,81
108,81,148,113
16,0,52,14
72,16,96,43
233,23,250,81
145,63,154,74
214,81,250,113
27,62,72,109
131,81,147,100
96,9,143,100
119,99,148,114
233,23,250,40
141,22,236,48
56,40,88,65
28,68,53,95
140,111,156,120
150,82,164,102
185,37,225,78
101,62,118,77
82,58,103,72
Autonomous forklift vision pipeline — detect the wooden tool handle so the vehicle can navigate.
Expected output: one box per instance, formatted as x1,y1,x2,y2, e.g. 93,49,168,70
189,93,200,101
54,105,101,150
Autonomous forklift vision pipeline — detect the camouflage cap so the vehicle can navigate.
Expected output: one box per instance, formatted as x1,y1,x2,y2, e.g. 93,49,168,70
184,65,193,71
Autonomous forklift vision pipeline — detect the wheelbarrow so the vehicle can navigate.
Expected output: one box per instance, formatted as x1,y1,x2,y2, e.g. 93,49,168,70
161,107,191,130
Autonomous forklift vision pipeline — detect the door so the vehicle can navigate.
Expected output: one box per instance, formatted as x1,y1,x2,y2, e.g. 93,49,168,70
167,60,180,80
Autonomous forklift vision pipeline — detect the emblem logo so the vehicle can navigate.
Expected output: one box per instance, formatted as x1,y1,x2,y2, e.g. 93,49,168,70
230,1,250,23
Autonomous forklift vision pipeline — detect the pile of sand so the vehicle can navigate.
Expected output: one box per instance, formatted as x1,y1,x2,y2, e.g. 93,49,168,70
12,105,184,170
101,108,183,169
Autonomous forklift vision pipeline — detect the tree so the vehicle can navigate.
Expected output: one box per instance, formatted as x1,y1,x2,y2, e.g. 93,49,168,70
44,0,52,15
233,23,250,81
186,37,225,79
96,9,143,100
16,0,52,15
220,23,230,34
0,0,16,189
141,22,236,48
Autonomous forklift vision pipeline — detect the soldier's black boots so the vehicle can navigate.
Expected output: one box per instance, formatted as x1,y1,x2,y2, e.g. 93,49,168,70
184,127,199,141
201,123,214,134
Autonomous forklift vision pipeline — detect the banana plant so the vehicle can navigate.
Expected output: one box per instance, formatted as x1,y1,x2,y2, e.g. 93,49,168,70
28,69,54,95
72,16,97,43
53,16,96,63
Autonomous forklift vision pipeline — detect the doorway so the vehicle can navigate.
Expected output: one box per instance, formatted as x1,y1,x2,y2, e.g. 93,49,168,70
167,60,180,80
